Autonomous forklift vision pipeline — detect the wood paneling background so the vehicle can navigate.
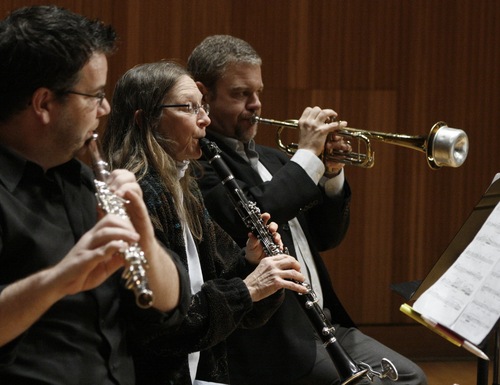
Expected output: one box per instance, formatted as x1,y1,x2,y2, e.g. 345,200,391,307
3,0,499,358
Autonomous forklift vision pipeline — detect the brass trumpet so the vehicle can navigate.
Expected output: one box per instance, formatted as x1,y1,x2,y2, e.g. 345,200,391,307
251,116,469,169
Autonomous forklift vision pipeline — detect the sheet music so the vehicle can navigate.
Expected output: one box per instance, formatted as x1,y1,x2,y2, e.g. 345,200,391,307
413,197,500,345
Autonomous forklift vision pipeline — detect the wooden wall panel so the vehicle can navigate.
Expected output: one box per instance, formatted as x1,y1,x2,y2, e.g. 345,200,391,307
2,0,499,352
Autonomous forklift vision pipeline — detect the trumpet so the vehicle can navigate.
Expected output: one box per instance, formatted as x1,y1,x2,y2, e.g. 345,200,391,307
251,116,469,169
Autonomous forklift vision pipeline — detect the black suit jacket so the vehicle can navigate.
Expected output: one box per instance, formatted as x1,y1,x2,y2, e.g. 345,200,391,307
197,132,355,384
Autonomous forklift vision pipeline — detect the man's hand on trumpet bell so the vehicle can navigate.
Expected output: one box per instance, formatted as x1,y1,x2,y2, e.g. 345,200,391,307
297,106,344,157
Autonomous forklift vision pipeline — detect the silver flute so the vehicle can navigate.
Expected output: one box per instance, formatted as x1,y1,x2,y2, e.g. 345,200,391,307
199,138,398,384
87,133,154,309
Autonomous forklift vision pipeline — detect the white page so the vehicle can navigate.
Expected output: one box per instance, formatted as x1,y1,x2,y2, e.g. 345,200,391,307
413,182,500,345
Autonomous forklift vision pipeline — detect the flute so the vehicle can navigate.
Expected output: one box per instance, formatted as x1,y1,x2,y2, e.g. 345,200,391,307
87,133,154,309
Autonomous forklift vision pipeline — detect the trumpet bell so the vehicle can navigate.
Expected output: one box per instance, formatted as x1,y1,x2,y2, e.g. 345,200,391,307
427,122,468,169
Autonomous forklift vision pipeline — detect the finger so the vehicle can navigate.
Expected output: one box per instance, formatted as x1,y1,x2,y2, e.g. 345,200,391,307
272,231,282,248
122,189,154,242
246,232,261,249
107,170,142,198
301,106,321,120
281,279,309,294
341,141,352,152
92,217,140,246
75,238,129,268
102,240,129,263
267,221,279,234
325,140,351,153
320,108,337,122
279,263,306,281
271,254,302,271
325,119,341,132
81,243,126,290
104,252,127,275
311,108,336,125
326,133,343,142
260,212,271,226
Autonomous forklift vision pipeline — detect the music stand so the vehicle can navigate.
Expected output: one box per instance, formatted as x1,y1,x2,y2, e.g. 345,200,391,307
396,175,500,385
493,324,499,385
478,325,499,385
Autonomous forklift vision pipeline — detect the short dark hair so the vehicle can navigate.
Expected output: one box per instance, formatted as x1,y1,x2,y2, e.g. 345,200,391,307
0,5,117,122
187,35,261,92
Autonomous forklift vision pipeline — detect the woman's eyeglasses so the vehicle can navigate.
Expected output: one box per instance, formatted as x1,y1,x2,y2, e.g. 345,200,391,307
160,102,210,116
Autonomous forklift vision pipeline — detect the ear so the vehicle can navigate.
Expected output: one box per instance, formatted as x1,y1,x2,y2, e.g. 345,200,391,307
134,109,143,129
196,81,210,100
31,88,56,125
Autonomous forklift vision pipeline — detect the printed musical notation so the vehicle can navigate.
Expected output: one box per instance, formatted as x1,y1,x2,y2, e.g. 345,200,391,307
413,201,500,346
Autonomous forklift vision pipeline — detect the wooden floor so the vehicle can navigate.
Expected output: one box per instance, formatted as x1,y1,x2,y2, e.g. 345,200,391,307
416,359,494,385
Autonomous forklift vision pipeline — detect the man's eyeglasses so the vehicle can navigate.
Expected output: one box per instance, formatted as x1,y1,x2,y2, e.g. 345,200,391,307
65,90,106,107
160,102,210,116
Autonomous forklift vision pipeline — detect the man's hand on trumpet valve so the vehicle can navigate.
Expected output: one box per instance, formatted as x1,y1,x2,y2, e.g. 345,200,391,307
297,106,343,156
323,127,351,177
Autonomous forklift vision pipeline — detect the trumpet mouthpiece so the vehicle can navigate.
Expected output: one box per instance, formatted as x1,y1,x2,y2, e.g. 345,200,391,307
250,115,260,125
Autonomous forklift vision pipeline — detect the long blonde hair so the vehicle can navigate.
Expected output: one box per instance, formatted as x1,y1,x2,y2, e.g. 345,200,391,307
102,61,203,239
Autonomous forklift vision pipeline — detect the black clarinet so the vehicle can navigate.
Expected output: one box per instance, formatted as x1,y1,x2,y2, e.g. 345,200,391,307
88,133,154,309
199,138,398,384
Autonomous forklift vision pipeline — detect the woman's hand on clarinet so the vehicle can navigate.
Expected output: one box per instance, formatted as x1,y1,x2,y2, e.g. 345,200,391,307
245,212,283,264
244,254,307,302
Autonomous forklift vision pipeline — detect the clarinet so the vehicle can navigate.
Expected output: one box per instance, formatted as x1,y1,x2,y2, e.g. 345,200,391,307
199,138,398,384
87,133,154,309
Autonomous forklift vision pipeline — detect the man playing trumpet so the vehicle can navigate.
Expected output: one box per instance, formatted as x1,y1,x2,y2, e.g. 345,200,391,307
188,34,427,385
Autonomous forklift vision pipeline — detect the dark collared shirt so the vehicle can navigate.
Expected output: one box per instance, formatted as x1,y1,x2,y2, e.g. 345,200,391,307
0,144,134,384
